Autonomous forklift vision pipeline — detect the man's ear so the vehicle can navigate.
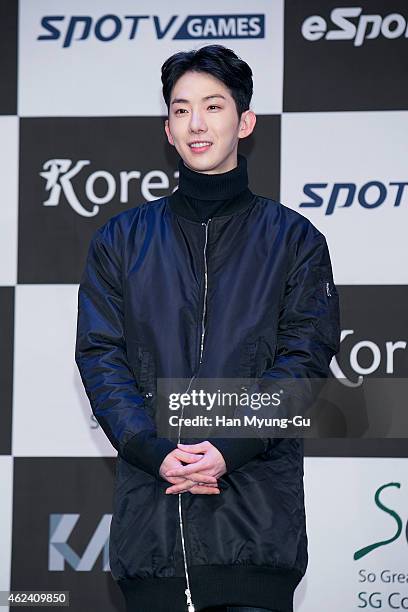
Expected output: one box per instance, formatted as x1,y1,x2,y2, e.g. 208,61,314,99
164,118,174,146
238,110,257,140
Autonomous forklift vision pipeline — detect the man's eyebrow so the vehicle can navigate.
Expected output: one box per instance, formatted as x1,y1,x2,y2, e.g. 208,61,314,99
171,94,227,105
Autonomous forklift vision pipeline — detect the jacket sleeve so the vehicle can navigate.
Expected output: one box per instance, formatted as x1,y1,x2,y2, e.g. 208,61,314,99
75,222,177,479
211,224,341,470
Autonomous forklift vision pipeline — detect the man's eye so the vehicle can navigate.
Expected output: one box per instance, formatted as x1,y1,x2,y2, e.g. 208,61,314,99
174,106,221,115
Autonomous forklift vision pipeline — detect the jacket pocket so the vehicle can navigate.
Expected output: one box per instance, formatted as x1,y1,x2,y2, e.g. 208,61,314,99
238,339,259,379
129,345,157,414
138,347,155,387
239,336,277,380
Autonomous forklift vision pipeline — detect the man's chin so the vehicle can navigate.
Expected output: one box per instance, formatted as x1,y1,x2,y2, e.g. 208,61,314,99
182,149,235,175
184,157,216,174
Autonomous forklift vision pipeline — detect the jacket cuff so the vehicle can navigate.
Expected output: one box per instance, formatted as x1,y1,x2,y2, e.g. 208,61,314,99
209,437,266,473
122,430,177,480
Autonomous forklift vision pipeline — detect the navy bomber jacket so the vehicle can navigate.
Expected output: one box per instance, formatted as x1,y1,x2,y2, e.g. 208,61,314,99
74,154,341,612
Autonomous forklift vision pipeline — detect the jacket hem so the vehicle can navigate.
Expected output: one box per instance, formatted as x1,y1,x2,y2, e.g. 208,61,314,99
117,564,303,612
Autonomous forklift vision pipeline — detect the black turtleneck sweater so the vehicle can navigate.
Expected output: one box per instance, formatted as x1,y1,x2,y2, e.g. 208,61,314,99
175,152,253,222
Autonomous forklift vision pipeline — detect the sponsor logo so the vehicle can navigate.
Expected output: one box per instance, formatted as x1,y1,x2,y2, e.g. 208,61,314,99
49,513,111,571
302,7,408,47
354,482,405,561
300,181,407,215
39,159,178,216
355,482,408,608
331,330,407,387
38,14,265,48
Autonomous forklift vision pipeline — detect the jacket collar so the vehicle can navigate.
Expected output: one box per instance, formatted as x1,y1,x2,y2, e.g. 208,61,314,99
168,186,256,223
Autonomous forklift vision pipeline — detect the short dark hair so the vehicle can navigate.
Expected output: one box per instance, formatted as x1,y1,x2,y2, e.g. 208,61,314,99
161,44,253,119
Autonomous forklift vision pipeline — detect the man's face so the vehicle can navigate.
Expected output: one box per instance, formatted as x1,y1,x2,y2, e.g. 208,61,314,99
164,70,256,174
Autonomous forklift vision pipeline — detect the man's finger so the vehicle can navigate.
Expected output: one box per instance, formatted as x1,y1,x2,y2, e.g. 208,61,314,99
184,472,217,484
173,449,205,463
177,442,209,454
165,480,220,494
189,485,220,495
164,471,217,485
165,479,196,494
166,470,217,484
165,476,186,485
166,462,212,478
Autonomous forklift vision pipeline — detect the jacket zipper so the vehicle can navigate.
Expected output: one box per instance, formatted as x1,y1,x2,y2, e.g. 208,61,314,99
177,218,211,612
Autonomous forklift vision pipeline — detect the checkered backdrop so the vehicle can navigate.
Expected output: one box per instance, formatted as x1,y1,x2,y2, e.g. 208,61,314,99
1,1,408,610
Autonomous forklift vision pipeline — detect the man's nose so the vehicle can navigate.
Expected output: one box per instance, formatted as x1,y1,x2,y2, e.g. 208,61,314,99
189,111,207,132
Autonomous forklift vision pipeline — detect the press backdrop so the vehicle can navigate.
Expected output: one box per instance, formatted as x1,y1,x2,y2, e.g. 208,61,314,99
1,1,408,611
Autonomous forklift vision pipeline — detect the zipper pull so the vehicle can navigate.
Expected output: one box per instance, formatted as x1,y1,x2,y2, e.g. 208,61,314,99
185,588,195,612
325,281,332,297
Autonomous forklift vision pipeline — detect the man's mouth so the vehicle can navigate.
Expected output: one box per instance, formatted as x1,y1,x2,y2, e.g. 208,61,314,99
188,141,213,153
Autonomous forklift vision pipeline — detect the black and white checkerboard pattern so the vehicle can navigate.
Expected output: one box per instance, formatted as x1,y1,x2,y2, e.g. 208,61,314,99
1,1,407,610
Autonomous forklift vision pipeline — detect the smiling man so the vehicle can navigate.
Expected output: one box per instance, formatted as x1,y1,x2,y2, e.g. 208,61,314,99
164,69,252,174
75,44,341,612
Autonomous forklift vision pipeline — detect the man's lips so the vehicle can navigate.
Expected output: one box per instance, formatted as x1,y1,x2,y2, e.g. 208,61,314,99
188,142,213,154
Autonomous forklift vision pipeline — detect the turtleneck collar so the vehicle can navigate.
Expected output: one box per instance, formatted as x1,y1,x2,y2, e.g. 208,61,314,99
168,153,255,223
177,153,249,201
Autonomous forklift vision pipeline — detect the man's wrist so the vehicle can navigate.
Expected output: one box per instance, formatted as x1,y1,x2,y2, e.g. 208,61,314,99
209,437,266,473
122,431,177,479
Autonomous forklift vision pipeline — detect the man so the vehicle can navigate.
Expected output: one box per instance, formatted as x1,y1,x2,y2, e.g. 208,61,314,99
75,44,340,612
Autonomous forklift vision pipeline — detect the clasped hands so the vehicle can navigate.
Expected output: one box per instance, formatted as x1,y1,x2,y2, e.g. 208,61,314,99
159,440,226,495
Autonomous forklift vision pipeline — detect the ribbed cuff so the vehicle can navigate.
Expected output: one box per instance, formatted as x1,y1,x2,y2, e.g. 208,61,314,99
122,430,177,480
209,437,266,473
